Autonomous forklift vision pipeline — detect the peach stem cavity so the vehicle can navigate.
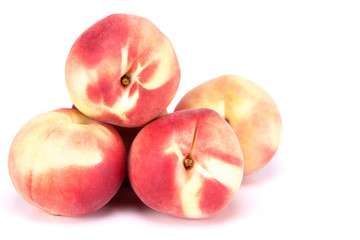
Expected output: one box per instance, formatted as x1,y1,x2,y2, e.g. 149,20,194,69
183,157,194,169
121,75,131,87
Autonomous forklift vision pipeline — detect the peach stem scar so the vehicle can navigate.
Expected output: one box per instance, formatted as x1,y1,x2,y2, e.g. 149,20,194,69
121,75,130,86
183,158,194,169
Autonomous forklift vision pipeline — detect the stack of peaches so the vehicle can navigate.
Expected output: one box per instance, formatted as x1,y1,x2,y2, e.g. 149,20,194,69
8,14,282,219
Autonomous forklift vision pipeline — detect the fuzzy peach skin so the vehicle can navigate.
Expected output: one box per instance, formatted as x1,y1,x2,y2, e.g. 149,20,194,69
8,108,127,216
65,14,180,127
115,109,168,152
73,103,167,151
175,75,282,176
128,108,244,219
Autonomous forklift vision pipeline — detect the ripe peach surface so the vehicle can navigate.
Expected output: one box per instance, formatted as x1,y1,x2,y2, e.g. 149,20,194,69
115,109,168,152
128,108,244,219
65,13,180,127
8,108,127,216
175,75,282,176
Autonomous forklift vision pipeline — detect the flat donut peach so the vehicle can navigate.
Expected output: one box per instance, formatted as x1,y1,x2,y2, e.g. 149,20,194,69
65,14,180,127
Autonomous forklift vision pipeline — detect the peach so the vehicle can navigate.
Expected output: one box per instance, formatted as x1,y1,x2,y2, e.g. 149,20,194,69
128,108,244,219
65,14,180,127
175,75,282,176
8,108,127,216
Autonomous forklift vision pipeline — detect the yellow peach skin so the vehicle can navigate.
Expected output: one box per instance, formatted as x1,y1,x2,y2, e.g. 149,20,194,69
175,75,282,176
65,14,180,127
8,108,127,216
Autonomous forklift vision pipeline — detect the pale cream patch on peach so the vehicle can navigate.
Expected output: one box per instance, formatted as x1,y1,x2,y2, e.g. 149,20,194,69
68,109,93,124
120,42,131,75
164,141,185,161
163,140,243,218
30,133,103,175
110,86,139,121
224,95,256,123
223,75,273,122
105,59,150,119
164,141,203,218
193,163,212,178
202,157,243,191
164,140,188,188
178,157,243,218
180,171,203,218
69,48,136,120
99,43,138,120
132,61,147,81
135,42,175,90
11,112,113,176
66,64,98,111
204,99,225,118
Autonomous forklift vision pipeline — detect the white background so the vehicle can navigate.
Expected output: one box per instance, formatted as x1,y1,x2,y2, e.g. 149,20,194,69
1,0,359,239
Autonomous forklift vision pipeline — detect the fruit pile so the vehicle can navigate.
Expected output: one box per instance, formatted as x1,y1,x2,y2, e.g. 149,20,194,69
8,14,282,219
